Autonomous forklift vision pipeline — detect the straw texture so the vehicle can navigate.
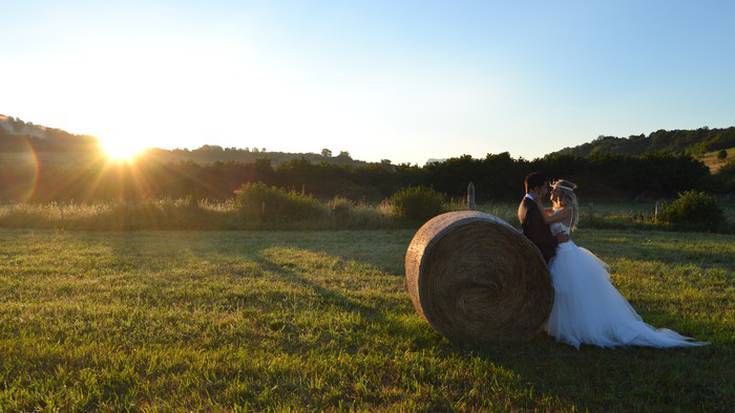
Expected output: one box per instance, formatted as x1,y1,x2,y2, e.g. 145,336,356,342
405,211,553,343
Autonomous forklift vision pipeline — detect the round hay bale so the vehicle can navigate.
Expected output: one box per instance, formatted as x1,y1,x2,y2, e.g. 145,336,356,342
405,210,553,343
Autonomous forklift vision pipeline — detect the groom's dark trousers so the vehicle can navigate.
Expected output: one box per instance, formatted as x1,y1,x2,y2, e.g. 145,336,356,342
518,197,558,263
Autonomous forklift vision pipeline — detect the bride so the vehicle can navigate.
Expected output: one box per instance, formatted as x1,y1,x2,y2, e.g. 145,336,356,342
540,179,707,349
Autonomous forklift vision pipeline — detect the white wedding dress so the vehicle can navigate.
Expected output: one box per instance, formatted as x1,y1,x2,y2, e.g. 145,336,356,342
545,217,707,349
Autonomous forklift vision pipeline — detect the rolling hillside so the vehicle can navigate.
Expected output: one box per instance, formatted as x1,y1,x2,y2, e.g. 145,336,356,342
701,147,735,173
0,114,99,152
551,127,735,160
4,114,735,171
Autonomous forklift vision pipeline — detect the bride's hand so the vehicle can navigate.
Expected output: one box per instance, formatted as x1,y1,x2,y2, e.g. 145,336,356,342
543,207,571,224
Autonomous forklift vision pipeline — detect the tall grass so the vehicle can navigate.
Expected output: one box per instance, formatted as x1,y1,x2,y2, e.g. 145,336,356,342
0,198,401,231
1,196,733,232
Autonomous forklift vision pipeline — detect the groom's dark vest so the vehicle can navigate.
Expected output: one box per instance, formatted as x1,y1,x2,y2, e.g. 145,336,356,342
518,197,558,263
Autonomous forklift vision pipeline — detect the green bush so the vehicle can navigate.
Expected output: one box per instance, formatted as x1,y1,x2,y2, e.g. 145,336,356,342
234,182,327,222
659,190,726,231
329,197,353,226
716,160,735,192
717,149,728,160
388,186,445,222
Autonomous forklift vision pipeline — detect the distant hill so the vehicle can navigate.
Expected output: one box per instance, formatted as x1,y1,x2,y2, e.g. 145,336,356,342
550,127,735,159
5,114,734,171
0,114,99,152
0,115,369,168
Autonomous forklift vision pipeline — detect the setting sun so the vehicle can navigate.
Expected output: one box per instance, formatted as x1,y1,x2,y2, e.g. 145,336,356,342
99,136,147,161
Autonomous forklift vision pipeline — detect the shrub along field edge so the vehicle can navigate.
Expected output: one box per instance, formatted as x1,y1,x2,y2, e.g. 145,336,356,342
0,185,733,233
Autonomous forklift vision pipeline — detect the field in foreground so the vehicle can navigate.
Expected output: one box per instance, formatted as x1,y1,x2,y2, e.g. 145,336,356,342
0,229,733,412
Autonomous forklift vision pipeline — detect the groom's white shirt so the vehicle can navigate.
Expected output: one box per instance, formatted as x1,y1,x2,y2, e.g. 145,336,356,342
524,193,535,202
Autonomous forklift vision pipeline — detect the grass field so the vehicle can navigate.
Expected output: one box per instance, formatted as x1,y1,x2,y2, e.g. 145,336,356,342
0,228,733,411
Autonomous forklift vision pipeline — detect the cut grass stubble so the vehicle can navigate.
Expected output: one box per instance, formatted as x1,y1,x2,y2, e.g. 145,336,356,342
0,229,732,411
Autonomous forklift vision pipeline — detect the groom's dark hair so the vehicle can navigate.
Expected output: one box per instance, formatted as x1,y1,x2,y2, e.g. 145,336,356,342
525,172,547,193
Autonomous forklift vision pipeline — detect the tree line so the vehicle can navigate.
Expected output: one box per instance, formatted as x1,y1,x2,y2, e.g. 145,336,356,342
1,151,723,203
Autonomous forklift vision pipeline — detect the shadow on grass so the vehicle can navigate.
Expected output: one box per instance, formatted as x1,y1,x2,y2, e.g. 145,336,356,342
103,229,734,411
165,230,412,276
620,243,735,270
577,230,735,272
250,243,733,412
254,253,383,319
270,230,414,276
250,252,439,349
461,328,731,412
248,250,582,408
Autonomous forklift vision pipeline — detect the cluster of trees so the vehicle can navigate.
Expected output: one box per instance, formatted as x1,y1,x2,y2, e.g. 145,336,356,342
144,146,362,167
2,115,732,203
553,127,735,157
0,151,718,203
425,152,711,200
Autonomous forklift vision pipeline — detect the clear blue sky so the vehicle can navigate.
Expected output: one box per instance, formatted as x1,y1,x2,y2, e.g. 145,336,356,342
2,0,734,163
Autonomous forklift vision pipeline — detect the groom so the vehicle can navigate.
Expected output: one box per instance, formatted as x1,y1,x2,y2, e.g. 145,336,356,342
518,172,568,263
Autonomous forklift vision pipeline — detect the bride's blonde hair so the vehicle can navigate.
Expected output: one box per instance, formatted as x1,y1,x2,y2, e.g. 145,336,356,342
553,179,579,230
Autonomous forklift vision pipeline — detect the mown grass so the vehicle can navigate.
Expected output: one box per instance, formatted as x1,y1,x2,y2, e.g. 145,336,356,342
0,228,733,412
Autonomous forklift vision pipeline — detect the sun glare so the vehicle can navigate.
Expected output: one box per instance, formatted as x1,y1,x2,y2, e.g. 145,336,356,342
100,137,146,161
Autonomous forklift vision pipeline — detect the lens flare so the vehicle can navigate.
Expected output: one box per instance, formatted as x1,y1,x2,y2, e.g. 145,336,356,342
6,137,40,202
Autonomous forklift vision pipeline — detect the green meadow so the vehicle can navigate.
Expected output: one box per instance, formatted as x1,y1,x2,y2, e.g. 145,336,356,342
0,228,733,412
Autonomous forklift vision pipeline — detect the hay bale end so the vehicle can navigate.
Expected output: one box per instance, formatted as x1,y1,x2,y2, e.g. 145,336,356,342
405,211,553,343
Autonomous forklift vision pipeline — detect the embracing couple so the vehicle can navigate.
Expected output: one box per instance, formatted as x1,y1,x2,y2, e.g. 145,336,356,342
518,172,707,349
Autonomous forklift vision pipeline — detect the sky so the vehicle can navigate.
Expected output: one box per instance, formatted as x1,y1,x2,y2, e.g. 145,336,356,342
2,0,734,164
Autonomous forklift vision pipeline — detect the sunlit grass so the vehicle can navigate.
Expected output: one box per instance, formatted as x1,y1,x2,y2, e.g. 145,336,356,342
0,228,732,411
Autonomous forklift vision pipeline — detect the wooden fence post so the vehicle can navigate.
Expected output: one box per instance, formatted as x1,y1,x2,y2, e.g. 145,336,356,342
467,182,476,210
